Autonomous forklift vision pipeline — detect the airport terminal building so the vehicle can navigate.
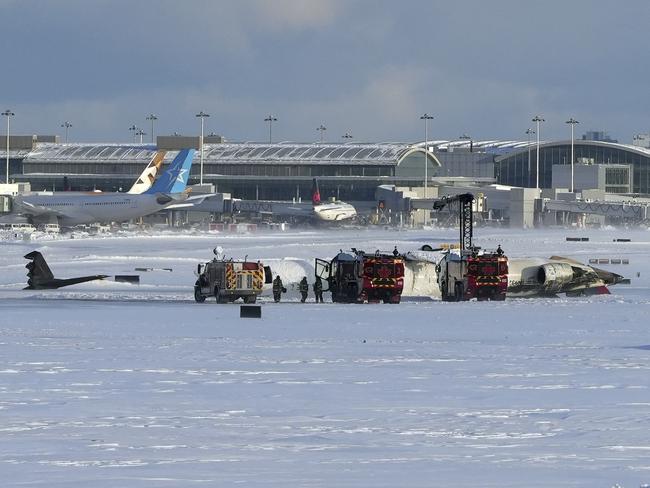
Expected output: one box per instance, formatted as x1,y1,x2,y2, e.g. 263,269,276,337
3,136,650,207
6,138,459,202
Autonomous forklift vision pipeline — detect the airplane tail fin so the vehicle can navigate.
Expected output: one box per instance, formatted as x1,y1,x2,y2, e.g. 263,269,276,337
128,150,167,194
25,251,54,289
144,148,195,194
311,178,321,206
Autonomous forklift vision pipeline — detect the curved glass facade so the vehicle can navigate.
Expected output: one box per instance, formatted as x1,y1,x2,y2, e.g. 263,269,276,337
495,142,650,194
17,142,436,199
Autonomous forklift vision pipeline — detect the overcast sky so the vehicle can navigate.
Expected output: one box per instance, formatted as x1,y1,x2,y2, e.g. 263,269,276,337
2,0,649,144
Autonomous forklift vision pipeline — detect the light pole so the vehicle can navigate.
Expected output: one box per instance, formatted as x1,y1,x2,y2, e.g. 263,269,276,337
196,111,210,185
146,114,158,143
2,109,14,184
316,124,327,143
264,115,277,144
342,132,353,141
420,113,434,198
135,128,146,143
459,133,472,152
566,117,579,192
60,121,72,143
525,128,535,187
128,124,138,143
532,115,545,189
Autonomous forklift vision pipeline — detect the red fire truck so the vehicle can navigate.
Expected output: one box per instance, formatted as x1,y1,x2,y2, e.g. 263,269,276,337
315,249,405,303
432,193,508,301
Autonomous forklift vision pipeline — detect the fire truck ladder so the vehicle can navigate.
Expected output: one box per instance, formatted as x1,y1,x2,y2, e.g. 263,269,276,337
432,193,474,251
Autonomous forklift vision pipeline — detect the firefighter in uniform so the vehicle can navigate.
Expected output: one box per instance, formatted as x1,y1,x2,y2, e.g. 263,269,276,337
272,275,284,303
313,276,324,303
299,276,309,303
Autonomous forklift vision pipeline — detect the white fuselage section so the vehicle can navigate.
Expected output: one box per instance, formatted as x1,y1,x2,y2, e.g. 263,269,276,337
13,192,184,226
312,202,357,222
402,253,614,299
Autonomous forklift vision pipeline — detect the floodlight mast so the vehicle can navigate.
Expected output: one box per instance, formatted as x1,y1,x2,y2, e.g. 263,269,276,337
196,111,210,185
532,115,545,189
146,114,158,143
566,117,579,192
60,121,72,143
420,113,434,199
264,115,277,144
3,109,15,184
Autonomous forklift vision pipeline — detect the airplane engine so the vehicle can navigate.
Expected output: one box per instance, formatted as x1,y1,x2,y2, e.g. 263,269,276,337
537,263,574,293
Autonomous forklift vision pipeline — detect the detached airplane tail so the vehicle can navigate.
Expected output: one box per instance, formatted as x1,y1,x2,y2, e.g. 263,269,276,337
127,150,167,194
24,251,54,288
312,178,321,206
144,148,195,195
24,251,108,289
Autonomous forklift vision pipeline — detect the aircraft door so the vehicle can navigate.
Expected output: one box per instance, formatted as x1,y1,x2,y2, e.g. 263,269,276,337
314,258,331,291
263,266,273,284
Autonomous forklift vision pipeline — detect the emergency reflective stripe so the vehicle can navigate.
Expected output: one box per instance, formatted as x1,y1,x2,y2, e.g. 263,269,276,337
370,278,396,288
227,264,264,290
225,263,237,289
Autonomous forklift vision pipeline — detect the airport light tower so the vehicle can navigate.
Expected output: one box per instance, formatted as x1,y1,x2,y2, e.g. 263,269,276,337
526,128,535,187
135,128,146,143
196,111,210,185
264,114,277,144
317,124,327,143
146,114,158,143
342,132,353,140
532,115,545,189
60,121,72,143
566,117,579,192
420,113,434,198
128,124,138,143
2,109,14,184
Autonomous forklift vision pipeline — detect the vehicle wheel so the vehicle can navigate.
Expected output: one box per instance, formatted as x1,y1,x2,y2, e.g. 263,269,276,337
244,295,256,304
454,282,464,302
214,286,225,303
194,287,206,303
440,281,449,302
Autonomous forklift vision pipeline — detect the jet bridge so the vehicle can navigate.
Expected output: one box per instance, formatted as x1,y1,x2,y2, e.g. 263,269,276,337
544,199,649,221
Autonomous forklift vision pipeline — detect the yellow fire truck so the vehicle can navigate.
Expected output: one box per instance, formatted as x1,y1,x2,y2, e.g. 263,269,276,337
194,257,272,304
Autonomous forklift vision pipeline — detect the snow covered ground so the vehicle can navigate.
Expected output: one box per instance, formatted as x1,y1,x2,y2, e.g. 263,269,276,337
1,227,649,487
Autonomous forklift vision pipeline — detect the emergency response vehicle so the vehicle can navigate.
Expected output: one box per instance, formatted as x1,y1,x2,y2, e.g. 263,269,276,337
194,250,272,303
315,249,405,303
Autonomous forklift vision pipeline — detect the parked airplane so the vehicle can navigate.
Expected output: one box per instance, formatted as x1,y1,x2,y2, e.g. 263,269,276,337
24,251,108,289
311,179,357,222
402,251,624,299
217,179,358,223
11,149,195,227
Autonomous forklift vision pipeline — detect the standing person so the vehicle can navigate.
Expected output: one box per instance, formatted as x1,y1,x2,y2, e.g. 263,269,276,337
272,275,284,303
299,276,309,303
313,276,324,303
